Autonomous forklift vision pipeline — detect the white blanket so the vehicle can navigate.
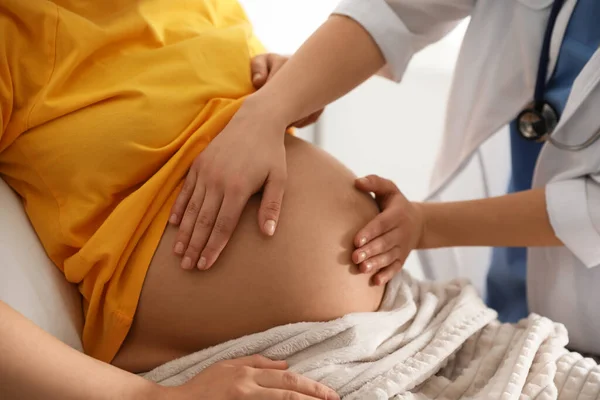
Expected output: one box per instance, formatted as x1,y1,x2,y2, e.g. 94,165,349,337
143,272,600,399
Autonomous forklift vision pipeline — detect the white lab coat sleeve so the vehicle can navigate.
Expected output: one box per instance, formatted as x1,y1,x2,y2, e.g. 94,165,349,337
333,0,474,81
546,175,600,268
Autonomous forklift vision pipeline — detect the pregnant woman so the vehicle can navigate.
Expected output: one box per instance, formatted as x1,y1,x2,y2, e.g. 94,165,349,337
0,1,383,399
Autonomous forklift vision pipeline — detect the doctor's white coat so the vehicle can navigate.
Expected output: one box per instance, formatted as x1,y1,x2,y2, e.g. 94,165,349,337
334,0,600,355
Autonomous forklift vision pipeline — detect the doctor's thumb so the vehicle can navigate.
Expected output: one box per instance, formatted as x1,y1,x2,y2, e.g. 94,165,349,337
355,175,397,196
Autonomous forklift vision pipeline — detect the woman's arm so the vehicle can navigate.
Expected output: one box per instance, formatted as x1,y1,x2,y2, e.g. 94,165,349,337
169,15,386,270
417,188,563,249
0,301,338,400
0,301,160,400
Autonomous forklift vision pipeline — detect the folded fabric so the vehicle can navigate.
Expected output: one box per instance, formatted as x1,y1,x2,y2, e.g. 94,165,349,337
143,272,600,399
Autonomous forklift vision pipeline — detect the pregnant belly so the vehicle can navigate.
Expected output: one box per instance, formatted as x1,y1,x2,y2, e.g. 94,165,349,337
112,135,384,373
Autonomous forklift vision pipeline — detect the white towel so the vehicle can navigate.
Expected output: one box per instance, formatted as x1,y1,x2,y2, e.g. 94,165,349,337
142,272,600,399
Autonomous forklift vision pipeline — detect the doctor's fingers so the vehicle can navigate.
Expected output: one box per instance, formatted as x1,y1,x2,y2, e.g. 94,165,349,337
358,246,402,275
373,261,404,286
374,245,414,286
353,228,401,264
354,207,403,248
355,175,401,204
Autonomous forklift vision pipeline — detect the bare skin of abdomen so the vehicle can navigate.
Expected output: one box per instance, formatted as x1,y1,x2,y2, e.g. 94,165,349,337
112,135,385,373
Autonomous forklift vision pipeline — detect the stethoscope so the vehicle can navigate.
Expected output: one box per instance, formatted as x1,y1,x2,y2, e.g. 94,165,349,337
516,0,600,151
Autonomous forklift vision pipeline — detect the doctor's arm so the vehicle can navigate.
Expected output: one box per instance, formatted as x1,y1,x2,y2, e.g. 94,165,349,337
244,15,385,126
247,0,473,126
416,188,563,249
416,176,600,269
418,174,600,266
351,176,564,285
356,173,600,283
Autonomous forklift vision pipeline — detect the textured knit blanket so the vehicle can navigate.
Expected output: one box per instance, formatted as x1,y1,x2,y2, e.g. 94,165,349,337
143,272,600,399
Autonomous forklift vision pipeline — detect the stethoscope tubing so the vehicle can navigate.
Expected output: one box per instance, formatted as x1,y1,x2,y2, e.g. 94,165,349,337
517,0,600,151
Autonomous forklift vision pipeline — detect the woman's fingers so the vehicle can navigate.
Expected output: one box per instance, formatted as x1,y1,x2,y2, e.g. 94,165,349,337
226,355,339,399
198,187,248,270
256,370,339,400
373,261,404,286
252,53,288,89
251,54,270,88
169,168,197,226
227,355,288,370
258,170,286,237
174,183,206,256
181,190,223,269
258,388,334,400
266,55,286,80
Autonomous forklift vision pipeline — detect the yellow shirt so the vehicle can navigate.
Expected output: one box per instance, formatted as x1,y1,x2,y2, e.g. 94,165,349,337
0,0,264,362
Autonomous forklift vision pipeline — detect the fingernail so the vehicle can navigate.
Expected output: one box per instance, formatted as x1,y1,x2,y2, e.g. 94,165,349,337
358,177,369,184
169,213,177,224
253,73,261,81
359,237,368,246
197,257,207,270
174,242,184,255
357,251,367,263
181,257,192,270
364,262,373,273
264,220,276,236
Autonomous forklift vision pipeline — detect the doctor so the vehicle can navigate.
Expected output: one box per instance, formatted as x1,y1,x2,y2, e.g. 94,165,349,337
170,0,600,356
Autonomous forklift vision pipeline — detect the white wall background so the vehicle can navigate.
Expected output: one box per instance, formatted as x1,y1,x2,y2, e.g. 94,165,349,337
239,1,469,279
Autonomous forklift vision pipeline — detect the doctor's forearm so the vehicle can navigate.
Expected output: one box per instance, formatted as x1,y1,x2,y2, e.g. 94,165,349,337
248,15,386,125
417,188,563,249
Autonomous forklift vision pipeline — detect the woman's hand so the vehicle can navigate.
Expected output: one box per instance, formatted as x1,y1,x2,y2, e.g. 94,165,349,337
162,355,339,400
352,175,425,286
169,103,288,270
251,53,324,128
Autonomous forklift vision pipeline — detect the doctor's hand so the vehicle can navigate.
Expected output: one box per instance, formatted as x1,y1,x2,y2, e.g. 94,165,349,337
352,175,425,286
169,102,288,271
251,53,324,128
163,355,339,400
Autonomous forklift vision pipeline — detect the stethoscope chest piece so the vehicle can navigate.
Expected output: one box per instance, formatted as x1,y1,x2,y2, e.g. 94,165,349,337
517,101,559,142
514,0,600,151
